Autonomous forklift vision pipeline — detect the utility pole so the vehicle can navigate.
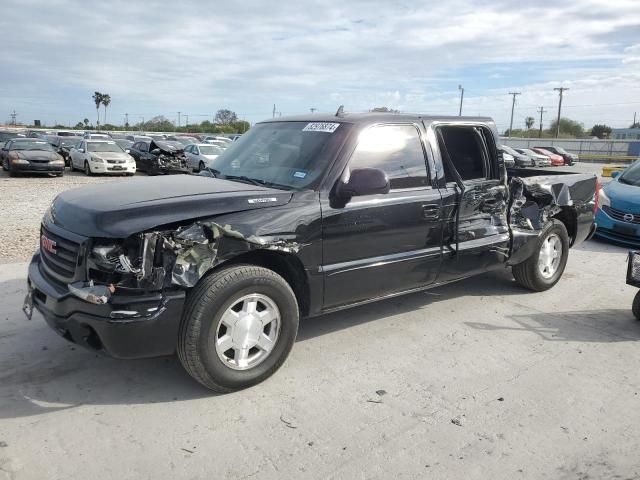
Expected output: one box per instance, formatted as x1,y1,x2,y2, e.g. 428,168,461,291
458,85,464,116
10,110,17,126
124,113,129,128
310,108,317,113
273,104,277,119
553,87,569,138
177,111,181,128
537,106,546,138
634,111,637,126
184,114,189,127
508,92,521,137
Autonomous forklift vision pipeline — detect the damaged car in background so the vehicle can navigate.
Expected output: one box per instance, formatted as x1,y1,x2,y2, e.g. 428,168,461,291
24,113,597,392
128,139,190,175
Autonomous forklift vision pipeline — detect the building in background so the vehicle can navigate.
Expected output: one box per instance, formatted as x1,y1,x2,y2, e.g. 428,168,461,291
612,127,640,140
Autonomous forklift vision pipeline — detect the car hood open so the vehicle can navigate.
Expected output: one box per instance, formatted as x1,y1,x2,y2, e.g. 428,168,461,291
49,175,293,238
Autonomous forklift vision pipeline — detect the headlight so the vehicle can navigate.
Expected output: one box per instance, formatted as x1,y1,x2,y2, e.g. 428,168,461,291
91,155,105,163
51,160,64,165
599,188,610,208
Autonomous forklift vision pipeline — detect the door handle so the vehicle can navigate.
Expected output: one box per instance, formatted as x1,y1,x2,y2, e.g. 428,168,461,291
422,204,440,220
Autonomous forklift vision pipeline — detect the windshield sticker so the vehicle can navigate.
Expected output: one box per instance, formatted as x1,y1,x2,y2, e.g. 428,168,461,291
292,171,308,179
302,122,340,133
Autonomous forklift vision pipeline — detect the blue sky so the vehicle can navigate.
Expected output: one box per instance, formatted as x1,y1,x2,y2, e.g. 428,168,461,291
1,0,639,131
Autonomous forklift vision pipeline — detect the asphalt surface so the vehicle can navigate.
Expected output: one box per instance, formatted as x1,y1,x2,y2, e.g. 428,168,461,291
1,161,638,479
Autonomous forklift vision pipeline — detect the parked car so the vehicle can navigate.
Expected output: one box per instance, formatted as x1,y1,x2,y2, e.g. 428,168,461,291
49,136,82,166
114,139,134,153
69,140,136,176
128,139,189,175
125,135,153,143
502,151,515,168
515,148,551,167
167,135,198,145
535,146,578,165
500,145,533,167
23,114,597,392
1,138,64,176
203,139,229,149
203,136,232,144
0,130,23,144
595,161,640,246
84,133,111,140
184,143,224,171
56,131,81,137
532,147,564,166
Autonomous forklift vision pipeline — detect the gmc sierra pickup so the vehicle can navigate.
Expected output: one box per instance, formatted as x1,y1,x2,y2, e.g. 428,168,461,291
24,113,598,392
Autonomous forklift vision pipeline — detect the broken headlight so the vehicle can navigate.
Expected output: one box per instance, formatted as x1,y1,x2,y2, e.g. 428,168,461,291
91,242,140,274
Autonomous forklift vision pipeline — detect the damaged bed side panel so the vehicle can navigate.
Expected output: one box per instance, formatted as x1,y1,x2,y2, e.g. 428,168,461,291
507,173,597,265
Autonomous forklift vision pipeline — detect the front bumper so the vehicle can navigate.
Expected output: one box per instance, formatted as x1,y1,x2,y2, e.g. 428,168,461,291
27,252,186,359
12,161,64,173
89,162,136,174
594,208,640,246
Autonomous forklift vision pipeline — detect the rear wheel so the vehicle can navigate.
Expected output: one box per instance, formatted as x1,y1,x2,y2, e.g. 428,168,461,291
512,220,570,291
198,161,205,172
178,265,299,392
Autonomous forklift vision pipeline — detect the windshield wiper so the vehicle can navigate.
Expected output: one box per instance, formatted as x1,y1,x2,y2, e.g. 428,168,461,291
222,174,267,187
205,167,220,177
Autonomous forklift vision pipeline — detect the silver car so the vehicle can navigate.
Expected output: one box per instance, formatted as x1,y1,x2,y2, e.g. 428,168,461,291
184,143,224,171
515,148,552,167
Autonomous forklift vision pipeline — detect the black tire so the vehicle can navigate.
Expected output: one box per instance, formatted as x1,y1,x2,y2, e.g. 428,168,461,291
84,161,92,176
198,161,205,172
178,265,299,392
633,291,640,321
2,158,7,171
512,219,570,292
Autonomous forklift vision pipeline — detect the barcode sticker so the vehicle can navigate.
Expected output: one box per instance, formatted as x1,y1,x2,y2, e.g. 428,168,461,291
302,122,340,133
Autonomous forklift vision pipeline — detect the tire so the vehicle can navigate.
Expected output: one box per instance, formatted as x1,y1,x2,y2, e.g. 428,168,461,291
512,219,570,292
84,161,92,176
2,158,7,171
633,291,640,321
198,161,205,172
178,265,299,392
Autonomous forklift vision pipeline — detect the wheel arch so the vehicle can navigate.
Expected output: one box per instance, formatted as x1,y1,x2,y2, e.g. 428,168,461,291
551,207,577,246
211,249,311,318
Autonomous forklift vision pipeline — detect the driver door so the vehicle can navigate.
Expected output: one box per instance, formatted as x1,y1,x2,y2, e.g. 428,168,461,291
320,123,444,309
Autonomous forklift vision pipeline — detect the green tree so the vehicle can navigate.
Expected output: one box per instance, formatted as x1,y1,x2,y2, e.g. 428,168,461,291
74,122,84,129
590,124,612,139
215,109,238,125
525,116,535,129
548,117,584,138
371,106,400,113
83,118,89,127
92,92,103,129
101,94,111,126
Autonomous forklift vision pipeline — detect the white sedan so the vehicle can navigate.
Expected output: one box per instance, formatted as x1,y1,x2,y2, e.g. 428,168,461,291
184,143,224,172
69,140,136,175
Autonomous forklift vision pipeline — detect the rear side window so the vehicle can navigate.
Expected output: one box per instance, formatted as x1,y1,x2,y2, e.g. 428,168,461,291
437,126,495,182
348,124,429,189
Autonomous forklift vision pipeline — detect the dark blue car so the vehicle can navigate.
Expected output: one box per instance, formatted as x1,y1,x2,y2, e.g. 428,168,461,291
595,161,640,246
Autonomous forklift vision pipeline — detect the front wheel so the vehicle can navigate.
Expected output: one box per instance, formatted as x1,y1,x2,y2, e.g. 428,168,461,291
512,220,570,291
633,291,640,321
198,161,205,172
178,265,299,392
84,161,92,176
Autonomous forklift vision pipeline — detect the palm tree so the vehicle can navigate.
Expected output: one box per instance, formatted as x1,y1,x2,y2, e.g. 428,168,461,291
92,92,103,129
525,116,535,130
101,94,111,127
83,118,89,127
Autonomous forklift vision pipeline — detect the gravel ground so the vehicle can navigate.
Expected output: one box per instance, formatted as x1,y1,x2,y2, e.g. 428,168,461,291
0,162,609,264
0,169,141,263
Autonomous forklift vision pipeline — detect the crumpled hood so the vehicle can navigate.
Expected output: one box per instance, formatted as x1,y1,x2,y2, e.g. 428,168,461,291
606,179,640,213
49,175,292,238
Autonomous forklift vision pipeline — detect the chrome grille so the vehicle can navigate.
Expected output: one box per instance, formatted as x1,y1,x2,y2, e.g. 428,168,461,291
602,205,640,224
40,225,80,281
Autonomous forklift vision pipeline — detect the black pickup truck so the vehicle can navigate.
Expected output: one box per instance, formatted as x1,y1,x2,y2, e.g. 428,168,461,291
24,113,598,392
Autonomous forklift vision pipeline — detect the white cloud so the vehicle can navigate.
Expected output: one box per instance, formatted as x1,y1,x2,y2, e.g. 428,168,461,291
0,0,639,128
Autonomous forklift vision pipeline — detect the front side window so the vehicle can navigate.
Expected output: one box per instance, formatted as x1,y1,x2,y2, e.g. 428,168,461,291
348,124,429,189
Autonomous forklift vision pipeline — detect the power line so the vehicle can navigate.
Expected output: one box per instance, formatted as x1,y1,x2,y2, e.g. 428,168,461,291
508,92,521,137
554,87,569,138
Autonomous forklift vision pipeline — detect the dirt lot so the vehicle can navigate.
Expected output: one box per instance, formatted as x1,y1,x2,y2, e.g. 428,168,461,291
0,162,638,479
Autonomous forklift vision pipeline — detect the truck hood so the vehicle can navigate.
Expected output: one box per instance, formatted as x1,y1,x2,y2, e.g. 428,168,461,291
49,175,293,238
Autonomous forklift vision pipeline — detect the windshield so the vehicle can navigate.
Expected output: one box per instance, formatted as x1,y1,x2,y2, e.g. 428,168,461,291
115,139,133,149
87,142,124,153
212,121,350,190
199,145,222,155
60,138,81,147
10,140,54,151
554,147,569,154
618,161,640,186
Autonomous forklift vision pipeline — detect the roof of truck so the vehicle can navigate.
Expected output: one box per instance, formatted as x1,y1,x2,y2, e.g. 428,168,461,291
262,112,495,125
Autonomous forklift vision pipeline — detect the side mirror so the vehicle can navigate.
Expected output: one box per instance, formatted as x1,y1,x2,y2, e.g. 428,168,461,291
78,148,85,153
336,168,390,198
125,149,130,153
611,171,621,179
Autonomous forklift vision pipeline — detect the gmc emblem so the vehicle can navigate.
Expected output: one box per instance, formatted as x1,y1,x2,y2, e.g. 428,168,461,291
41,235,57,254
